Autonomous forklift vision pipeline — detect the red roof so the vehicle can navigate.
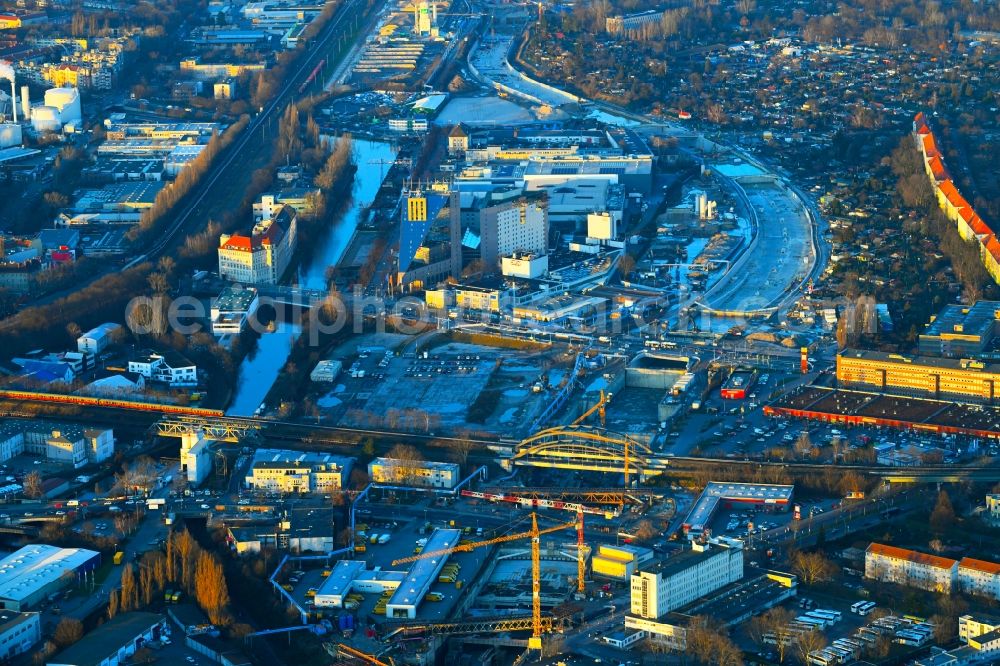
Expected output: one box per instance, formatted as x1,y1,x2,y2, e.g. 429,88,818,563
914,111,927,125
971,215,992,236
927,155,947,180
922,133,939,157
220,234,252,252
867,543,957,570
985,236,1000,261
960,557,1000,575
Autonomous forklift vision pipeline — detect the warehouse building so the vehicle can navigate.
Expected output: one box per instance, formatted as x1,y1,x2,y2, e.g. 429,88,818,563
0,545,100,611
837,348,1000,403
47,612,166,666
682,482,794,539
76,322,123,354
592,544,654,581
368,457,460,489
385,528,461,619
0,609,40,660
313,560,368,608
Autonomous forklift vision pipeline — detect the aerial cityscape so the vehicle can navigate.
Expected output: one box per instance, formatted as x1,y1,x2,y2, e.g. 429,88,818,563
0,0,995,664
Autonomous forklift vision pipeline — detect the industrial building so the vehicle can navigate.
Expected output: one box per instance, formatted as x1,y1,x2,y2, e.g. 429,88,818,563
396,190,462,291
837,348,1000,403
180,431,212,486
225,510,335,554
386,528,461,618
47,612,167,666
0,609,40,660
210,285,260,336
592,543,654,581
918,301,1000,358
368,457,460,489
0,545,100,611
218,205,298,285
76,322,124,354
310,359,342,383
682,482,794,538
628,539,744,620
244,449,354,494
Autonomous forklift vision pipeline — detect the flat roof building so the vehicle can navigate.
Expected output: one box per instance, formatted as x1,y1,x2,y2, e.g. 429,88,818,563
837,348,1000,403
919,301,1000,358
47,612,166,666
386,528,461,619
0,545,100,611
368,457,460,489
682,482,794,538
313,560,367,608
245,448,354,494
0,609,40,660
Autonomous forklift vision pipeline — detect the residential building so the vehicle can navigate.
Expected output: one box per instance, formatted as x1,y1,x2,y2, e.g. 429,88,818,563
447,124,468,154
0,545,100,611
864,543,957,593
47,612,167,666
128,350,198,387
958,557,1000,600
605,10,663,35
0,610,40,660
178,58,267,80
987,494,1000,524
0,420,114,467
368,457,460,489
958,613,1000,661
629,539,744,619
218,205,297,285
210,285,259,336
837,349,1000,403
244,449,353,494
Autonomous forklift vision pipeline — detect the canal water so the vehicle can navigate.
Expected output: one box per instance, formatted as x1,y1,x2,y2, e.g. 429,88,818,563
297,137,399,290
227,137,397,416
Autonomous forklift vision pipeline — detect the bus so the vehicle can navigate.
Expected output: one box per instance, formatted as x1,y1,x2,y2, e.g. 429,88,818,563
807,650,841,666
809,609,842,623
896,630,930,647
856,601,877,616
804,613,838,628
795,616,829,630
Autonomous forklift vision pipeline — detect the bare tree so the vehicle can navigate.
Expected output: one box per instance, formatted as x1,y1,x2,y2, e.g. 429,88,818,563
23,471,43,499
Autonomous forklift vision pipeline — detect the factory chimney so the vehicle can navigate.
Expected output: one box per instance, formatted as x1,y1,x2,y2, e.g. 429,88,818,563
20,85,28,121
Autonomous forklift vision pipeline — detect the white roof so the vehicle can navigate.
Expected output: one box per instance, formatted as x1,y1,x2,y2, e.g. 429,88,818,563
316,560,366,598
0,545,99,604
387,528,461,609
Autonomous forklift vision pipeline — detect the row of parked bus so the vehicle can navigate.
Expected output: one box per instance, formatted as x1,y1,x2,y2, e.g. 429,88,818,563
807,613,933,666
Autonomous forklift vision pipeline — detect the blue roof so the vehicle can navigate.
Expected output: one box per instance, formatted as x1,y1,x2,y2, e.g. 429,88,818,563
398,193,448,274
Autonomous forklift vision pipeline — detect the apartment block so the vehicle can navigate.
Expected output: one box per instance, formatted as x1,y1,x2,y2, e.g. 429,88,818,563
864,543,957,593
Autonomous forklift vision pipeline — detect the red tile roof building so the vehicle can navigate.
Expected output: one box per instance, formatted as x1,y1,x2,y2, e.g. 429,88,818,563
914,112,1000,284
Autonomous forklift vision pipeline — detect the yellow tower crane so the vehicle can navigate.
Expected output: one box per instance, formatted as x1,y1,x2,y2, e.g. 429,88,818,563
392,513,577,650
569,390,633,488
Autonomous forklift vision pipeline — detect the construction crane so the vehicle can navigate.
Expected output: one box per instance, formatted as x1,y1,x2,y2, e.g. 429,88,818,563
572,389,609,427
392,512,576,650
334,644,395,666
460,489,617,593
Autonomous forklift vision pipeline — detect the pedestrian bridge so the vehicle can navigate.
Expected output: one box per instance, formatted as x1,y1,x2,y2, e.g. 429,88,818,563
506,425,670,480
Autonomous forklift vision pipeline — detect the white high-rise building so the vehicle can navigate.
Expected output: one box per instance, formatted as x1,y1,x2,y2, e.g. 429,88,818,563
629,539,744,620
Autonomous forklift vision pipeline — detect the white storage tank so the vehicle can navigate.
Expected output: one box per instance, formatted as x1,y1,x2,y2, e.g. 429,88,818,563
0,122,22,148
31,105,61,132
43,86,82,127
